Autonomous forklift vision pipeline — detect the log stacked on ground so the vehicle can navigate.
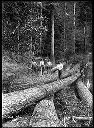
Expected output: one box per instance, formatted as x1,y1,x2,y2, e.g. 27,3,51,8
2,72,80,119
2,98,64,127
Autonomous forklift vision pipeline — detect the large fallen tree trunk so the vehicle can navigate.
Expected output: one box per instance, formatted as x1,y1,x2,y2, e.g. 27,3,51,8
2,72,80,119
2,99,63,127
76,80,93,109
51,63,80,74
36,63,80,86
3,64,80,92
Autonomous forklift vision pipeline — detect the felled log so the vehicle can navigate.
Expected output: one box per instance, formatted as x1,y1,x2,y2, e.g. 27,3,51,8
51,63,80,75
2,72,80,119
76,80,93,108
2,63,80,92
2,99,63,127
33,63,80,86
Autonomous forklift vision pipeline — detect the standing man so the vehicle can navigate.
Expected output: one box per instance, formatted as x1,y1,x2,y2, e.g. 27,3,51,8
56,62,66,79
32,61,37,74
40,59,44,75
47,60,52,73
51,61,66,79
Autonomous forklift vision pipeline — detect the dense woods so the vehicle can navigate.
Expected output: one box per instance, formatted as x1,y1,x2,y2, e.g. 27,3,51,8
2,1,93,127
2,1,92,62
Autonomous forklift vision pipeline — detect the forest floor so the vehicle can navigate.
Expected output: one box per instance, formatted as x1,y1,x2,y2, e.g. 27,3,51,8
2,55,93,127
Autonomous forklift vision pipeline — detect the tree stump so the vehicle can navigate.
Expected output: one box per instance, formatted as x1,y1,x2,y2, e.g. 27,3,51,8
29,97,63,127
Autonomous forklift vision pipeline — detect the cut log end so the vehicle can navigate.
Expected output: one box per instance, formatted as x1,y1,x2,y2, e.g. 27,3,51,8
76,80,93,108
29,99,61,127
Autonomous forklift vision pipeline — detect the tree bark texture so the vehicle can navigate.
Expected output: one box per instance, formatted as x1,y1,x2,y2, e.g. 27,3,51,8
3,64,80,92
29,98,62,127
76,80,93,108
2,72,80,119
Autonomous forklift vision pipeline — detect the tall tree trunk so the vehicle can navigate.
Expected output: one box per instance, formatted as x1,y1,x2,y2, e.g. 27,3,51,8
17,21,20,62
51,10,55,65
40,2,42,56
64,2,66,52
73,2,76,53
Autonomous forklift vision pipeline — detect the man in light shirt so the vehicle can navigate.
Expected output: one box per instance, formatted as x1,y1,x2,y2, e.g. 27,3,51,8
56,62,65,79
40,59,44,75
47,60,52,73
51,62,66,79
